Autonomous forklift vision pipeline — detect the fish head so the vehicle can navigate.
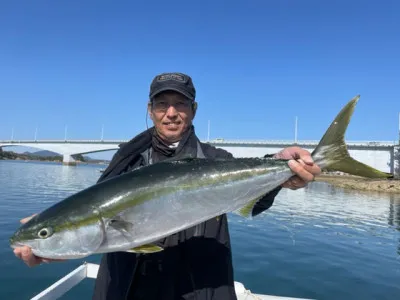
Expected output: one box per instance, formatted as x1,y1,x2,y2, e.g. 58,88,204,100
10,212,105,260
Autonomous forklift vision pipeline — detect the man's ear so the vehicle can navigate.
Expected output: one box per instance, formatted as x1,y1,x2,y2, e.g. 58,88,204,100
147,102,154,120
192,101,198,117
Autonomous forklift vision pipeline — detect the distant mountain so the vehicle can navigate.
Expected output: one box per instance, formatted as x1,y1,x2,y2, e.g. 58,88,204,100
30,150,61,157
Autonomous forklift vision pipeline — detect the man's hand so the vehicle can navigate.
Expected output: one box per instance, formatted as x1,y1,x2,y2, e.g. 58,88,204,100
274,146,321,190
13,214,64,267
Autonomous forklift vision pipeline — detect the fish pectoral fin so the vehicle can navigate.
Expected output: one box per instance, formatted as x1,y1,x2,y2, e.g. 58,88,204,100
108,218,134,236
234,195,264,218
126,244,164,254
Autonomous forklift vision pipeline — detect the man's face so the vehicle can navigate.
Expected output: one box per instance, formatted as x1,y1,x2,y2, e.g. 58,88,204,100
149,91,195,143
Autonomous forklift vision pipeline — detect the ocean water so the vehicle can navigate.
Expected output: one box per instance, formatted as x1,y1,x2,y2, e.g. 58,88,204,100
0,160,399,300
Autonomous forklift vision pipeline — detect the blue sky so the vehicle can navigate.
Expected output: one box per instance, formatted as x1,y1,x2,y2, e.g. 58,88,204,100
1,1,399,158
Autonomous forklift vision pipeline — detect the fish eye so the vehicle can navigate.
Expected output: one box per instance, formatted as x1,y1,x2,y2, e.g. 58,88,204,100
38,227,53,239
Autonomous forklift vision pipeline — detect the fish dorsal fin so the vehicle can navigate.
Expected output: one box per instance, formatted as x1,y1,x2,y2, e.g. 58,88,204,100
126,244,164,254
234,195,264,218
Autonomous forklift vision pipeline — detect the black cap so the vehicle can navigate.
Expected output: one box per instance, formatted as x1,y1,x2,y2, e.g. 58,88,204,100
149,72,196,101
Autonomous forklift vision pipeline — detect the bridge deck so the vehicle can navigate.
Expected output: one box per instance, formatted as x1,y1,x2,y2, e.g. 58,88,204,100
0,139,398,148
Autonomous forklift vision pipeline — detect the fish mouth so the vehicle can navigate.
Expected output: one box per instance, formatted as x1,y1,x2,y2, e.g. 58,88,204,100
10,241,26,249
9,237,35,249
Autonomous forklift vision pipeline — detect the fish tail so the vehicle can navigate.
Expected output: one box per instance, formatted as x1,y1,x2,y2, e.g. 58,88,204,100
311,95,393,178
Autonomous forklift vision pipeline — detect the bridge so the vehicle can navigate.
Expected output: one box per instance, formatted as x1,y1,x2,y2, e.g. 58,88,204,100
0,138,398,175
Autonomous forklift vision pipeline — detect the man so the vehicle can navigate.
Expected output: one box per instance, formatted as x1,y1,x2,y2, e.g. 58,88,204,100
14,72,321,300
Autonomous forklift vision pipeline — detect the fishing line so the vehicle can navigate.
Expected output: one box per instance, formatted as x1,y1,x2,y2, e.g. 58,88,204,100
266,212,298,246
145,103,150,164
145,103,149,131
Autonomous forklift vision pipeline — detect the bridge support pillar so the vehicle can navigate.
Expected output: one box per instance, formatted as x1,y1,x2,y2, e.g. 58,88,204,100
63,154,76,166
389,147,395,175
394,146,399,177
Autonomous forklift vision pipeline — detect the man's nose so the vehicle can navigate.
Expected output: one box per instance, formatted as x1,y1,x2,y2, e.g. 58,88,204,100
165,105,178,116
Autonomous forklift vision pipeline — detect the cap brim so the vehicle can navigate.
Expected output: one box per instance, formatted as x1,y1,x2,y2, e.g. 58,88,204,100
150,87,194,100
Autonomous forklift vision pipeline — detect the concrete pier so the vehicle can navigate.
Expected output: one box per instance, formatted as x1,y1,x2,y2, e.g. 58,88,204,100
394,146,400,177
63,154,76,166
390,147,395,175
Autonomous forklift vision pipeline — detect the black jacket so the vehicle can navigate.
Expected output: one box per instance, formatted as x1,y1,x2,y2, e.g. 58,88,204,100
92,127,281,300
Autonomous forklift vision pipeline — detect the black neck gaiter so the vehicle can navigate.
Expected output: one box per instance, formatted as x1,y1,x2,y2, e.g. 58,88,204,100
151,126,193,157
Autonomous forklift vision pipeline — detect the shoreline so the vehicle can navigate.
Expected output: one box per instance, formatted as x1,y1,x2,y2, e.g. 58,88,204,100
2,158,399,193
0,158,109,165
315,174,400,194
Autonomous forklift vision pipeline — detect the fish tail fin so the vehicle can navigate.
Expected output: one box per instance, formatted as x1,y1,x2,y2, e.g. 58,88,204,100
311,95,393,179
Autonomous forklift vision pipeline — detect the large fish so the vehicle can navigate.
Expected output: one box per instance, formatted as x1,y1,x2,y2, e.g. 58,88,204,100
10,96,392,259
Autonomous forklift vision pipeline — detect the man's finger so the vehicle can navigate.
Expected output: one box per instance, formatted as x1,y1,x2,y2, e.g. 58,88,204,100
21,248,35,267
288,160,315,182
297,159,321,176
14,248,22,260
21,247,33,260
15,246,42,267
291,176,307,188
20,214,37,224
297,152,314,165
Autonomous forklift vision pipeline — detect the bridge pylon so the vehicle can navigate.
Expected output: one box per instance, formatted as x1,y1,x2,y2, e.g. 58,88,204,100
63,154,76,166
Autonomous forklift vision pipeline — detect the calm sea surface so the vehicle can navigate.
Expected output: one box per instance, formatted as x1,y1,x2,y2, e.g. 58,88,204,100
0,160,399,300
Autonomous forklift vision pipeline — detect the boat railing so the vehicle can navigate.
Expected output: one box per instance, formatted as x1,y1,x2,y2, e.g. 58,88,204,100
30,262,314,300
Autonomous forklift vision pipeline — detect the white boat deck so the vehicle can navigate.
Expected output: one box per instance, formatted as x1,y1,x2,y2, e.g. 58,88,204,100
30,262,313,300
